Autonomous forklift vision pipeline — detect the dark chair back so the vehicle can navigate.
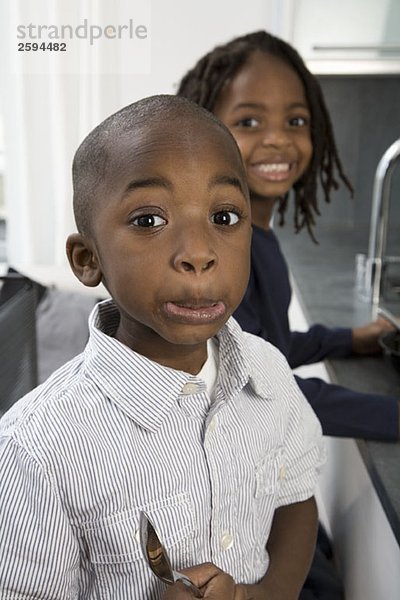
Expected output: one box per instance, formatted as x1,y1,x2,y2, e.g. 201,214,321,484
0,274,38,416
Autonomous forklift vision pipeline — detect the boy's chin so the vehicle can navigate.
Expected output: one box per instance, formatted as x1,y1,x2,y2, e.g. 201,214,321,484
163,323,225,347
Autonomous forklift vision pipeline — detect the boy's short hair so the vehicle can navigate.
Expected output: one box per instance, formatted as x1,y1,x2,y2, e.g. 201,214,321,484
72,94,245,235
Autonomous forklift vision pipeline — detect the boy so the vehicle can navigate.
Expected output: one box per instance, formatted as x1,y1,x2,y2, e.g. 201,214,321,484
0,95,324,599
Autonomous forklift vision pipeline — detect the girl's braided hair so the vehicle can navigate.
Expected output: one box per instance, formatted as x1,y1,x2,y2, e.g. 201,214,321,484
177,30,353,239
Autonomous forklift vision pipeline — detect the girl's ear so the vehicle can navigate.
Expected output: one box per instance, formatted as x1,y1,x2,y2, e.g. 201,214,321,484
66,233,102,288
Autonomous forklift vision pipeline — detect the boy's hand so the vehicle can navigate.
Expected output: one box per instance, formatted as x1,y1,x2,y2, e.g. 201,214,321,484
352,317,394,355
162,563,248,599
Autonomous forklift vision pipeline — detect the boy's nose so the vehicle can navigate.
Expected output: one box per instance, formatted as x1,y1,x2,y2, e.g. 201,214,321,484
172,233,218,274
176,256,216,273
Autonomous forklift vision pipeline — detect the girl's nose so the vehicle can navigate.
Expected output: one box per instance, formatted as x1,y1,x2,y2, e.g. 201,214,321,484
172,232,218,274
261,124,290,148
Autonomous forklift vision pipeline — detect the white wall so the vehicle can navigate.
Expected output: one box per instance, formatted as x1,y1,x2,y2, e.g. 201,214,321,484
116,0,291,108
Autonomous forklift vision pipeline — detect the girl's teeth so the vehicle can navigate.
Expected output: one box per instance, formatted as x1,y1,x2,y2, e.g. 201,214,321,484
257,163,289,173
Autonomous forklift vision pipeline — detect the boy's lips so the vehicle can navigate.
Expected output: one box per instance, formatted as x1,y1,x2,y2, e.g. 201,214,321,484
163,300,226,323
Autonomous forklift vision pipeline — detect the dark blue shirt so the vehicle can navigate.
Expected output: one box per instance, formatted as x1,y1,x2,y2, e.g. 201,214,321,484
234,226,398,441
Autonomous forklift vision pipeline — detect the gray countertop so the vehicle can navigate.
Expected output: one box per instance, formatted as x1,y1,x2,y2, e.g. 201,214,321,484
277,224,400,545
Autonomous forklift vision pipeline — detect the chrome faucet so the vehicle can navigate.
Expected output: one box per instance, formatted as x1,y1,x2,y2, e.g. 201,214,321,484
366,138,400,315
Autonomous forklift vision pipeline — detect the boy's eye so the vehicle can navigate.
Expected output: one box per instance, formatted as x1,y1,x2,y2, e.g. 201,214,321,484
289,116,309,127
132,214,166,228
236,117,260,128
212,210,240,226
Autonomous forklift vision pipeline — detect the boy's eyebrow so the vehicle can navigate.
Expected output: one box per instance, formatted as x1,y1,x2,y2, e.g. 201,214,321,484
122,177,171,197
209,174,246,194
122,175,245,197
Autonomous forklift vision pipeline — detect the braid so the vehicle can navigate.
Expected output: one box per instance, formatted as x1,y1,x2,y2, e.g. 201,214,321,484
178,31,353,239
178,45,249,110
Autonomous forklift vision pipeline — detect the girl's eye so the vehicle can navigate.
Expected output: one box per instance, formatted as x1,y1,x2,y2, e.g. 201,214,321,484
212,211,240,226
132,214,166,228
289,116,309,127
236,117,260,128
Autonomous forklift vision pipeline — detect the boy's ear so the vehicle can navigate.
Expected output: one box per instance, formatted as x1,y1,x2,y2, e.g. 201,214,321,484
66,233,102,288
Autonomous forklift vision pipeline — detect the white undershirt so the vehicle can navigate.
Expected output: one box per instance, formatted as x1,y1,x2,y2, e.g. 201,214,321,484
197,338,219,400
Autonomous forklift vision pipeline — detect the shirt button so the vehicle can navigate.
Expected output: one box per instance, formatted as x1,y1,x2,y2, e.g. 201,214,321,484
181,382,199,394
221,532,234,550
207,415,218,433
134,528,141,544
278,465,287,480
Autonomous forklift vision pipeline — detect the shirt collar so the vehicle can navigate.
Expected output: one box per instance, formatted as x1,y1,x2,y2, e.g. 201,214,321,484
83,300,268,431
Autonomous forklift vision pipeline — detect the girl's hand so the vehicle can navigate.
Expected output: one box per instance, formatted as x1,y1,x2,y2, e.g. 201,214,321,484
352,317,395,355
162,563,248,599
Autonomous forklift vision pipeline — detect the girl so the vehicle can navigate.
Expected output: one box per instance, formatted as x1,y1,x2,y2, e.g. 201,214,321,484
177,30,399,443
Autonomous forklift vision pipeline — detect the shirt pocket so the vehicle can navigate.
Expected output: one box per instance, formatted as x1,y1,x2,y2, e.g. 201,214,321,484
82,492,194,599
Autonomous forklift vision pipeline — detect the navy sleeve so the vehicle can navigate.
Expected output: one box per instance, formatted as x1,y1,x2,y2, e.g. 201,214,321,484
296,375,399,441
288,325,353,369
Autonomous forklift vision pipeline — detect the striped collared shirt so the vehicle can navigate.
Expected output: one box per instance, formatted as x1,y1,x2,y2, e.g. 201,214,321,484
0,300,324,599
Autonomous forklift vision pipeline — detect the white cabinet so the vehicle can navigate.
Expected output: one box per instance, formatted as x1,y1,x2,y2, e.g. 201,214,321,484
289,0,400,74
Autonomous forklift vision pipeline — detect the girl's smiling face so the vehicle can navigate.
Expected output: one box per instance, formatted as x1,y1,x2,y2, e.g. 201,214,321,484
213,50,313,203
